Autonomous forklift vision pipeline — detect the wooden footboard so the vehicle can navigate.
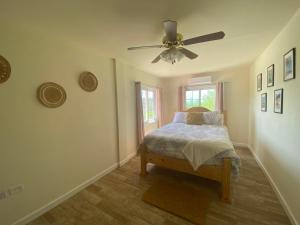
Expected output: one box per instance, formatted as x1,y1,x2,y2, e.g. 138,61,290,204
139,144,231,203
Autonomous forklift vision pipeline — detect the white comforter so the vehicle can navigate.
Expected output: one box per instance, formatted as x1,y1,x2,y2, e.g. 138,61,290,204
142,123,240,175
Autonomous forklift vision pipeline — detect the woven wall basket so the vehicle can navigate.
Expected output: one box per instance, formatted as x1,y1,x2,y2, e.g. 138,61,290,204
79,72,98,92
0,55,11,84
37,82,66,108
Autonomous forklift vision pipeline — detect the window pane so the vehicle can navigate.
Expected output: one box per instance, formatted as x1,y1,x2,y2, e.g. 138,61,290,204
185,99,193,109
192,90,199,99
142,90,147,99
148,99,153,119
148,91,154,99
184,86,216,110
192,99,200,107
201,89,208,97
142,90,148,122
200,89,216,110
141,88,157,124
186,91,193,99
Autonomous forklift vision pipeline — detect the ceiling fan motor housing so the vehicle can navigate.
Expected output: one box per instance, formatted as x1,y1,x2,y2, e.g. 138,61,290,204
162,33,183,48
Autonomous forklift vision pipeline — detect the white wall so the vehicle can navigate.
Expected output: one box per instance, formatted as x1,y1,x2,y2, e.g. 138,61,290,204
249,9,300,225
115,60,162,163
162,65,250,144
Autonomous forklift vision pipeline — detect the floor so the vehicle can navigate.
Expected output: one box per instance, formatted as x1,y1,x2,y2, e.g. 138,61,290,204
29,148,291,225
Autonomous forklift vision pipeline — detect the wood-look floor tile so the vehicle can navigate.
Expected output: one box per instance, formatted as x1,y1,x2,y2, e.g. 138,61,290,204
27,148,291,225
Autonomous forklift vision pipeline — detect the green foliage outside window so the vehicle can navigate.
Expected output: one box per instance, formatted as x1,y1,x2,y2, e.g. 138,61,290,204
142,88,157,123
185,88,216,111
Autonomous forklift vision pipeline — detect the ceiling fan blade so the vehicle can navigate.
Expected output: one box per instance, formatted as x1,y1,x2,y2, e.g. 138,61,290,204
128,45,163,50
151,54,161,63
163,20,177,42
178,48,198,59
182,31,225,45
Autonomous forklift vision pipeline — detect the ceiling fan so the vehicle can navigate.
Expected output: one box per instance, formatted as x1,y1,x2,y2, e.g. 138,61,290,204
128,20,225,64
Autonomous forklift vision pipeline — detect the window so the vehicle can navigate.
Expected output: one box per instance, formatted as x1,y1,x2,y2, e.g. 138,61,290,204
142,86,157,123
185,85,216,111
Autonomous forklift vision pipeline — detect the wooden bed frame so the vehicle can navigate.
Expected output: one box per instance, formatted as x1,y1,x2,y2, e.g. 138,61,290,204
139,107,232,203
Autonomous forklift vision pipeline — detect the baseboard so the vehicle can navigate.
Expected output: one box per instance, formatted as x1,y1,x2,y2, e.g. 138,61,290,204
248,145,299,225
12,163,118,225
119,151,137,166
232,142,248,148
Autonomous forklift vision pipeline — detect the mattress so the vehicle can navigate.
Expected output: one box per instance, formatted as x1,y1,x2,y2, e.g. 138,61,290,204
142,123,240,175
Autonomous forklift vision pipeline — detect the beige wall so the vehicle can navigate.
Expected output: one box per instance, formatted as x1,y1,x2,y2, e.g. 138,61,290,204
249,9,300,225
0,23,162,225
115,60,162,162
162,65,250,144
0,24,119,225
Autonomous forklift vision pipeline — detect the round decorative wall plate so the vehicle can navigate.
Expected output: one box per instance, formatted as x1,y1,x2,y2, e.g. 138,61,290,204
79,72,98,92
0,55,11,84
37,82,66,108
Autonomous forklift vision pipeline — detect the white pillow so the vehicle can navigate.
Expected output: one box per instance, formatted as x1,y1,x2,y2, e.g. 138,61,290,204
172,112,187,123
202,111,224,126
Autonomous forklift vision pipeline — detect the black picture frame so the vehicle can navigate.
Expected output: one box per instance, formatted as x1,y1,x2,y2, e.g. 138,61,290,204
267,64,274,87
283,48,296,81
274,89,283,114
257,73,262,91
261,93,267,112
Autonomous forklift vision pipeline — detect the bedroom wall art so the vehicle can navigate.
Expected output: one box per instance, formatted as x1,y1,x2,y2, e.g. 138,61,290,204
37,82,66,108
257,73,262,91
267,64,274,87
0,55,11,84
283,48,296,81
79,71,98,92
274,88,283,113
261,93,267,112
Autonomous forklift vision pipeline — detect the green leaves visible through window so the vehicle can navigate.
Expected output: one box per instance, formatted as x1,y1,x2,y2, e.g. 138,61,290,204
185,86,216,111
142,87,157,123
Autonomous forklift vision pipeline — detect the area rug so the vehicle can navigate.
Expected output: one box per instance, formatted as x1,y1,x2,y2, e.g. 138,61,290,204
142,180,213,225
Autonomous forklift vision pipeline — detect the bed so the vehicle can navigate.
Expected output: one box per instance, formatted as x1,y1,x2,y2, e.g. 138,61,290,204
138,107,240,203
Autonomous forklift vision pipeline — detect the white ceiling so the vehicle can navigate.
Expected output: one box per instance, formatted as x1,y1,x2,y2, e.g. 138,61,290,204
1,0,300,77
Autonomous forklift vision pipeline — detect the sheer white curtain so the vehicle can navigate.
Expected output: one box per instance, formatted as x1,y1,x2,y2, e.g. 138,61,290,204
135,82,144,145
216,82,224,112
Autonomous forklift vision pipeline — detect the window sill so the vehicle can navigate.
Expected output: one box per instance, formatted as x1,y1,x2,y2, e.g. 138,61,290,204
144,121,157,125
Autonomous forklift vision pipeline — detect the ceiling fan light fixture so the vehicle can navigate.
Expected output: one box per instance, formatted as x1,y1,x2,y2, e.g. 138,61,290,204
128,20,225,64
160,48,184,64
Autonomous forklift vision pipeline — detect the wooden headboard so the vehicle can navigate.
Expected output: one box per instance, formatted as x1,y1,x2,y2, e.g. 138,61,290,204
183,107,211,112
183,107,227,126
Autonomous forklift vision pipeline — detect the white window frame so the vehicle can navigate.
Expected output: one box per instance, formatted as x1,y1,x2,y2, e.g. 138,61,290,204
184,84,216,110
142,86,157,124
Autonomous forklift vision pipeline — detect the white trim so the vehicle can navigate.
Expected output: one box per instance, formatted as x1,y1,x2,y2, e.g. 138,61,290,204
232,142,248,148
119,151,137,167
248,145,299,225
12,163,118,225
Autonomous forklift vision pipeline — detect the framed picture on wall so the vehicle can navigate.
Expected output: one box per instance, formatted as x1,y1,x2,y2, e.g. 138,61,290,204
261,93,267,112
284,48,296,81
267,64,274,87
274,89,283,113
257,73,262,91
